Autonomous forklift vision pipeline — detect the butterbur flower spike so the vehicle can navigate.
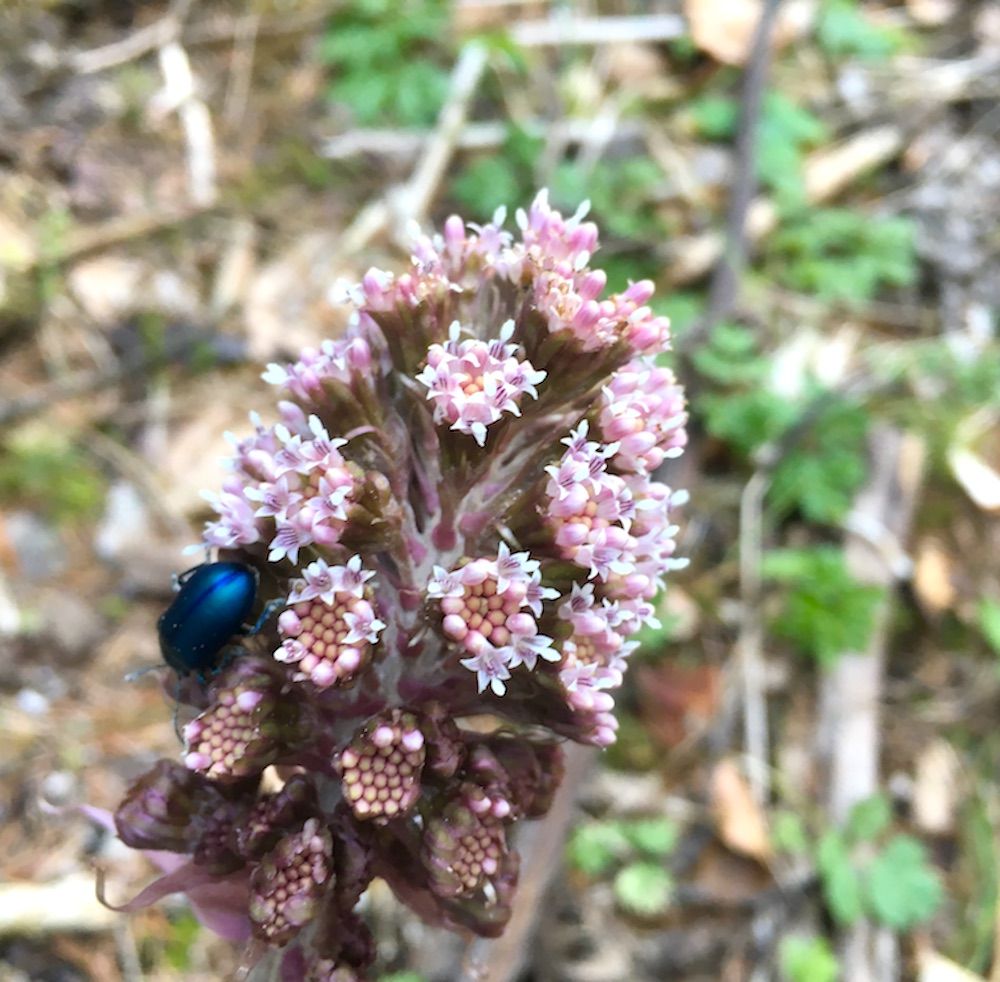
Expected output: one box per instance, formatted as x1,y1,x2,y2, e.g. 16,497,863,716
110,191,687,978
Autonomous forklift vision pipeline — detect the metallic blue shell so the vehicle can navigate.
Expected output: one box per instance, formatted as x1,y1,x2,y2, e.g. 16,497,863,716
158,562,258,676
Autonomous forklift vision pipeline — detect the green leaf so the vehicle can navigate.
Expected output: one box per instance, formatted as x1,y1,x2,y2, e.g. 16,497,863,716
864,835,943,930
452,124,543,219
763,546,884,666
567,820,631,877
692,323,763,383
766,209,916,303
977,600,1000,657
780,935,839,982
818,0,903,61
755,93,827,209
320,0,451,126
613,861,674,916
818,831,864,926
379,974,426,982
845,794,892,845
622,817,680,858
699,389,796,456
164,910,202,972
763,92,827,146
551,156,665,243
453,157,523,219
769,398,869,523
772,810,811,856
690,94,738,140
393,61,451,127
329,71,394,123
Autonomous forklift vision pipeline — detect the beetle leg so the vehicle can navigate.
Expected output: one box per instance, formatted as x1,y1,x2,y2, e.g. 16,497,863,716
213,646,240,675
124,664,163,682
243,598,285,636
172,678,184,742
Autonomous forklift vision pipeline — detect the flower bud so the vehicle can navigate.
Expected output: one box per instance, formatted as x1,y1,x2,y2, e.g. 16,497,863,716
337,710,426,823
183,658,300,782
249,817,333,944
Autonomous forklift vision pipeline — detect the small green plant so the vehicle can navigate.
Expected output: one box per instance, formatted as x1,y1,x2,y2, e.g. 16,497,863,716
551,155,666,242
866,836,943,930
613,862,675,918
691,91,826,209
771,809,811,856
781,935,839,982
763,547,883,666
817,795,943,931
452,125,544,220
768,398,869,524
320,0,452,127
695,323,869,522
876,339,1000,464
817,0,905,61
694,323,796,453
690,93,738,141
0,429,105,524
568,816,678,916
162,910,202,973
756,92,827,209
978,599,1000,657
652,290,704,341
566,819,632,877
844,792,891,843
764,208,916,304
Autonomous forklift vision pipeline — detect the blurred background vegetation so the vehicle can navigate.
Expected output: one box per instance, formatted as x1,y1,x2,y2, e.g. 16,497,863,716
1,0,999,980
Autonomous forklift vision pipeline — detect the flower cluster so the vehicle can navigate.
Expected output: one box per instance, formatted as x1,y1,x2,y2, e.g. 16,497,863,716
111,192,687,979
416,320,546,446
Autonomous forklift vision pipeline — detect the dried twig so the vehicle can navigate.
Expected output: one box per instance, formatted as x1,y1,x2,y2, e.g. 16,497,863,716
0,874,116,934
737,471,771,805
333,42,489,260
509,13,684,47
692,0,785,806
71,12,182,74
9,206,216,276
151,41,218,206
69,2,336,74
222,12,260,131
695,0,785,346
820,427,925,981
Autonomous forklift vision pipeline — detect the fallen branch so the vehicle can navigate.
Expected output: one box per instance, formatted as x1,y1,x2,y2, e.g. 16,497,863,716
820,426,926,981
697,0,785,344
7,205,216,276
509,13,684,47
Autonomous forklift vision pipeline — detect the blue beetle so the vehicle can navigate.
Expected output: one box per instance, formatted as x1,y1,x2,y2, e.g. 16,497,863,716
158,561,281,680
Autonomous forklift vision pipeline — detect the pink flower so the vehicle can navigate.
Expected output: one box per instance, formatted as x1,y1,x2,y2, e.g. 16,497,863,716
416,321,546,446
117,191,688,977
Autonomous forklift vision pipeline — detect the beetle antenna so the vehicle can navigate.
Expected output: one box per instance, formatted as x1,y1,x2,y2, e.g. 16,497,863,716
124,665,162,683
